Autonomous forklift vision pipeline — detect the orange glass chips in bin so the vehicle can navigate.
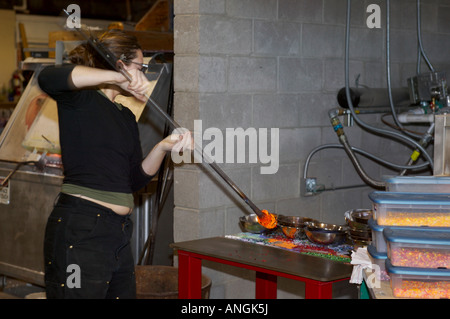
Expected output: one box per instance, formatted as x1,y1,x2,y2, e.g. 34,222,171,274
386,259,450,299
384,228,450,269
369,192,450,227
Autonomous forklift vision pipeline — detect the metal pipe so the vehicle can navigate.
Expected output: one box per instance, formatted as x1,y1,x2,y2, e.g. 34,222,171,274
344,0,433,170
400,123,435,175
63,12,265,219
303,143,431,181
337,87,410,109
416,0,435,73
340,135,385,189
328,110,385,189
386,0,430,141
397,113,434,123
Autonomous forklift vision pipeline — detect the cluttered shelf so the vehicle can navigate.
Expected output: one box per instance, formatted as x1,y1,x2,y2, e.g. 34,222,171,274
0,102,15,134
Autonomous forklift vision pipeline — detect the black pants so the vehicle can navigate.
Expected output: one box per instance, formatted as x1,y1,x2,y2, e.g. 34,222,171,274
43,193,136,299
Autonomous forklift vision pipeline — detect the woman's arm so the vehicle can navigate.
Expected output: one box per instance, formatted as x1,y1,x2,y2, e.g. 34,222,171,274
70,65,124,88
70,65,150,101
39,64,149,102
70,66,193,177
141,131,193,176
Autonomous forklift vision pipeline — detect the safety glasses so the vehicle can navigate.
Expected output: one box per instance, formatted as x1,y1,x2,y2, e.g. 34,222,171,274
127,61,148,73
120,55,148,74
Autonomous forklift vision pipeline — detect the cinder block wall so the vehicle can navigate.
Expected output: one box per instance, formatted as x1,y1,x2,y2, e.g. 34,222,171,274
172,0,450,298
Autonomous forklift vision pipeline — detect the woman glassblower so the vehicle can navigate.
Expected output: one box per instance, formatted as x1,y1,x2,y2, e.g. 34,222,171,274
38,30,191,299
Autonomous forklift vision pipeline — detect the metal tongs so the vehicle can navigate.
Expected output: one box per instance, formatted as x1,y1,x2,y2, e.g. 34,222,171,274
61,10,271,224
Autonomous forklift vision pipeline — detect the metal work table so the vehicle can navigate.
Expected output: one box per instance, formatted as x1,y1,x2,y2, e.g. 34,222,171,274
171,236,352,299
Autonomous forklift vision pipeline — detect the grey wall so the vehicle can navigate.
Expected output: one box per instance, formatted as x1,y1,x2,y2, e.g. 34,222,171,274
172,0,450,298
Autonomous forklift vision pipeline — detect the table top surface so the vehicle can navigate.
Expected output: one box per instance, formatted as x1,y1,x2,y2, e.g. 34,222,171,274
171,236,353,282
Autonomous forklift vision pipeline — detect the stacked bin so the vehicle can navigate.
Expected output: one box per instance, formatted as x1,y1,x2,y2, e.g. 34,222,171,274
368,176,450,299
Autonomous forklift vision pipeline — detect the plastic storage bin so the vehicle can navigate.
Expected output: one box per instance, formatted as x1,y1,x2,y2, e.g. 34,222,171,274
367,244,389,280
369,217,450,254
368,218,388,253
369,191,450,227
385,176,450,193
384,228,450,269
386,259,450,299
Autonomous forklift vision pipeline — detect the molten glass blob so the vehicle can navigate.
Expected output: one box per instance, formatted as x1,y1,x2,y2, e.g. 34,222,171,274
257,209,277,229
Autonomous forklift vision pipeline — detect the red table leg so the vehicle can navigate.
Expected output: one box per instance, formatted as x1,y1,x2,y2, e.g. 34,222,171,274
255,272,277,299
176,248,349,299
178,250,203,299
304,281,333,299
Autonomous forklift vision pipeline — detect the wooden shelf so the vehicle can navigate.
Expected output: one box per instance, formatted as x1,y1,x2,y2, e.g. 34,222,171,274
48,30,173,58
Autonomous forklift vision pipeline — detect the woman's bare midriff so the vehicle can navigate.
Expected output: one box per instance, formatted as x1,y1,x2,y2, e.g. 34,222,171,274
71,194,132,215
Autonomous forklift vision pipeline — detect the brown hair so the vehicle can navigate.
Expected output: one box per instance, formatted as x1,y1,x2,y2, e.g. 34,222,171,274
68,30,142,70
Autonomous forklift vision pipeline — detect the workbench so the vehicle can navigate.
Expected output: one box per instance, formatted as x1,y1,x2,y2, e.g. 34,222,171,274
171,237,353,299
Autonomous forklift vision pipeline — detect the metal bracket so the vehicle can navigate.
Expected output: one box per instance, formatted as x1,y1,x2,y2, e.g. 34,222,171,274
0,178,10,204
301,177,317,197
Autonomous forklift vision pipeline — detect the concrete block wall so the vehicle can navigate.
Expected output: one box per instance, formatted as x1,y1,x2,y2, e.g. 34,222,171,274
172,0,450,298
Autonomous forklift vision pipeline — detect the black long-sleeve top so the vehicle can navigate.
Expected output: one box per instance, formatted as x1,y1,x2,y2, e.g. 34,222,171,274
38,64,152,204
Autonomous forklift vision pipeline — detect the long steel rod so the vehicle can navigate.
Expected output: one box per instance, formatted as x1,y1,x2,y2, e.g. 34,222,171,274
143,94,263,217
63,11,263,218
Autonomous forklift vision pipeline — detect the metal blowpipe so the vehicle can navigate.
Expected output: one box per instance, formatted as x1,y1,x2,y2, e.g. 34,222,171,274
61,9,265,219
